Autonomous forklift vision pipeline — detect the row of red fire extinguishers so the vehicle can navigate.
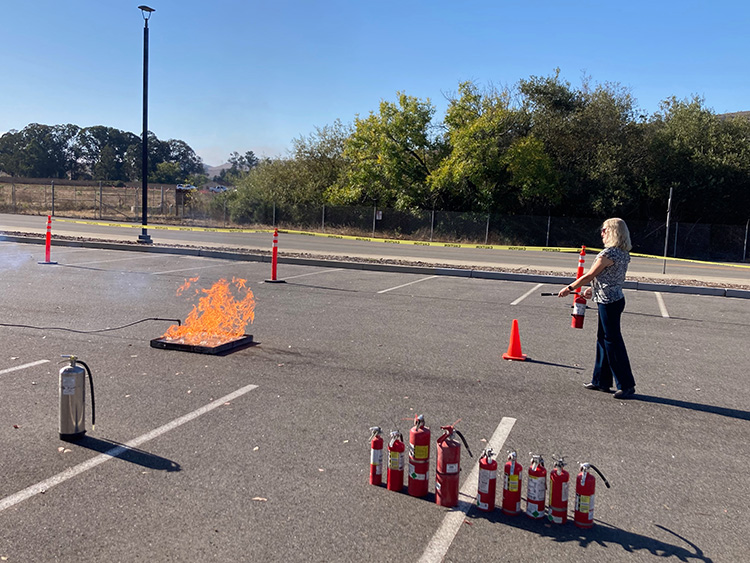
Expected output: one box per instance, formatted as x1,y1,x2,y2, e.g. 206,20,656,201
369,415,610,528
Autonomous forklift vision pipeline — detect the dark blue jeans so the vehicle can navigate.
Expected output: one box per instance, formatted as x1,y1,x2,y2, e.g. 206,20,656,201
592,298,636,391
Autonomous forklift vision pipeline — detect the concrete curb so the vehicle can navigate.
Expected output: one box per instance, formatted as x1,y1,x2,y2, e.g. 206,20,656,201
5,234,750,299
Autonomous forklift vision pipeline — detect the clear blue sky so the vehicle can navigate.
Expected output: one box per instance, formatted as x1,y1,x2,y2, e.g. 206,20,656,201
2,0,749,166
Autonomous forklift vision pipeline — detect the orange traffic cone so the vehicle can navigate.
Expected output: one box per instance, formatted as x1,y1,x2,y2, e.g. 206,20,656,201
502,319,527,361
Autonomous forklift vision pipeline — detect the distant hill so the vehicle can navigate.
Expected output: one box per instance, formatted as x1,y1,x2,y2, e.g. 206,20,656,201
718,111,750,121
204,163,231,178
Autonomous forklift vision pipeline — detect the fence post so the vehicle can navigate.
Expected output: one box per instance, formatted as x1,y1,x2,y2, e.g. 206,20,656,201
160,185,164,215
99,181,103,219
546,214,551,247
430,208,435,242
662,187,673,274
372,206,376,238
484,214,490,244
743,218,749,262
12,183,16,213
673,222,679,257
51,181,55,217
322,204,325,232
273,201,276,227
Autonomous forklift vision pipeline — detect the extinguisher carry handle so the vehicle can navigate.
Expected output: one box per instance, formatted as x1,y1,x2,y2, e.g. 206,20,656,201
587,463,611,488
453,430,473,458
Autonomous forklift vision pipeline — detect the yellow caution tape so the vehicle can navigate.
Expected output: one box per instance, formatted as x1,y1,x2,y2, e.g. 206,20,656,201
52,218,750,269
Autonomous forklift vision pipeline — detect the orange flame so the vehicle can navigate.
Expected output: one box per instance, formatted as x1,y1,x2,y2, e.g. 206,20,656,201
162,277,255,346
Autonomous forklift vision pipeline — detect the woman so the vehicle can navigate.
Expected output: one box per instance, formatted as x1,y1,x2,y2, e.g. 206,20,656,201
558,218,636,399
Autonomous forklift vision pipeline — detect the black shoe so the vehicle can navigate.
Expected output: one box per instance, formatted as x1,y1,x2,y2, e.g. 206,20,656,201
584,383,612,392
613,387,635,399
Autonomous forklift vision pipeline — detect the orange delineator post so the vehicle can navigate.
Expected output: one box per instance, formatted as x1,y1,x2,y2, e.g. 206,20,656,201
271,228,278,281
264,228,285,284
38,215,57,265
574,246,586,293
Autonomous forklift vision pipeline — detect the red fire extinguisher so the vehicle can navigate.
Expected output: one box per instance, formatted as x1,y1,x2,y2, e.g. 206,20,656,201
571,293,587,329
547,456,570,524
369,426,384,486
501,450,523,516
435,424,472,507
476,448,497,512
574,462,611,528
386,430,405,492
526,454,547,519
408,414,431,498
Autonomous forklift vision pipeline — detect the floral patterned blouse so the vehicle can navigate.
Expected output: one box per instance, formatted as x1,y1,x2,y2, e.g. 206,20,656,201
591,246,630,304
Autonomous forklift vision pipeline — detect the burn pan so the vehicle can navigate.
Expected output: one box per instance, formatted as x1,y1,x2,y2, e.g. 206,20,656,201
150,334,255,355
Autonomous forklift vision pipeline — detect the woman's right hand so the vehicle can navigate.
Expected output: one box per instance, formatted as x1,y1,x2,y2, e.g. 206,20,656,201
583,287,593,299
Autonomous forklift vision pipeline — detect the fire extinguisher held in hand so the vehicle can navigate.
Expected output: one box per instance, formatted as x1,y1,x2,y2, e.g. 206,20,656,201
526,454,547,519
386,430,406,492
435,424,472,507
59,355,95,441
408,414,431,498
574,462,611,528
571,293,587,329
547,456,570,524
501,450,523,516
476,448,497,512
369,426,384,486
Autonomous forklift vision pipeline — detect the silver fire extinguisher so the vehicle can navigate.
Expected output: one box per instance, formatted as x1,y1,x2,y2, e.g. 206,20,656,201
59,355,95,441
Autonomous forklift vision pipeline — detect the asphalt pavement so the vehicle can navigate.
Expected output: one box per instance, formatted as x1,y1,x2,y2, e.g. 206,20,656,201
1,217,749,562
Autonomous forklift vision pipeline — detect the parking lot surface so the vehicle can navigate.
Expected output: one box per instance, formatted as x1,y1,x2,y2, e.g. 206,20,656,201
1,238,748,562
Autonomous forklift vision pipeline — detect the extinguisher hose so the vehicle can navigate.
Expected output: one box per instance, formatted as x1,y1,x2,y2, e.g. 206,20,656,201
454,430,473,458
77,360,95,430
587,464,610,488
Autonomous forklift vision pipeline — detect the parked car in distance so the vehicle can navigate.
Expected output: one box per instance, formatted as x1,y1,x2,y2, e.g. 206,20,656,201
209,185,229,193
176,184,197,191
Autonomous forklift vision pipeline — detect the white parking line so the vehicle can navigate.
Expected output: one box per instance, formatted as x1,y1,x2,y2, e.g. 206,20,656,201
0,382,258,513
154,263,229,275
655,292,670,318
0,359,49,375
511,283,544,305
418,417,517,563
68,254,163,266
378,275,439,294
272,268,344,282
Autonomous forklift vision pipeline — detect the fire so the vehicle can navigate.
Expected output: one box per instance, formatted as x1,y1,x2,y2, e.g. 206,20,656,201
162,277,255,346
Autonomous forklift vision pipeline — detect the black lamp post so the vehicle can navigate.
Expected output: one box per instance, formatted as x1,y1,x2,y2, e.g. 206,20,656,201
138,5,155,244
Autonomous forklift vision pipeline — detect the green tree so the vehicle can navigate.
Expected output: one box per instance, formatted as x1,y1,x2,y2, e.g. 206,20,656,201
330,92,441,209
430,81,527,212
150,161,181,184
642,96,750,223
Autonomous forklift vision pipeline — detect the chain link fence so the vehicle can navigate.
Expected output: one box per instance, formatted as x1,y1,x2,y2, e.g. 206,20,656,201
1,179,747,262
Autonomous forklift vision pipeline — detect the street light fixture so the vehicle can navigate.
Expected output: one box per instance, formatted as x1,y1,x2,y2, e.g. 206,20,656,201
138,5,155,244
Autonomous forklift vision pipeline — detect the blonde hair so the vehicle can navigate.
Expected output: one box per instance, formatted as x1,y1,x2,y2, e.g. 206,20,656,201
602,218,632,251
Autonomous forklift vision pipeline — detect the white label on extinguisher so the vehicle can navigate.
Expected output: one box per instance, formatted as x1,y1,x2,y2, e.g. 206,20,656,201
409,463,427,480
573,302,586,316
389,451,404,471
62,376,76,395
527,475,546,501
478,468,496,494
370,449,382,474
561,481,568,502
446,462,459,474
